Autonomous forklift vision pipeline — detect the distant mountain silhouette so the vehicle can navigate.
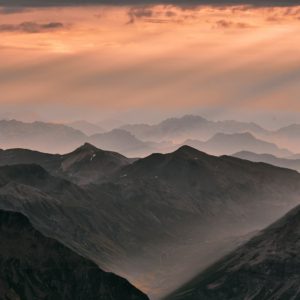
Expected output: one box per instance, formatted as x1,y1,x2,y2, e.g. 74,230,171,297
288,153,300,159
183,132,292,157
121,115,267,142
0,120,155,157
1,147,300,299
233,151,300,172
89,129,154,157
275,124,300,137
0,119,85,153
165,203,300,300
2,116,300,156
0,208,149,300
267,124,300,152
121,115,300,153
68,120,104,135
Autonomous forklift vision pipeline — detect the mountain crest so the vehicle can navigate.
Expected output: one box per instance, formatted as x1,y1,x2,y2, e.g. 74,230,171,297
76,142,99,152
174,145,208,157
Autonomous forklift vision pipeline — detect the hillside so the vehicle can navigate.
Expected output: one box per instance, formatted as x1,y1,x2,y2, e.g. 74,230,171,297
0,209,149,300
165,203,300,300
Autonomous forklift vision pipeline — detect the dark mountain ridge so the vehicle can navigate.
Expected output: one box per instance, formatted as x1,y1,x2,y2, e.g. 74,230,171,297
165,203,300,300
0,208,149,300
1,146,300,299
0,143,133,184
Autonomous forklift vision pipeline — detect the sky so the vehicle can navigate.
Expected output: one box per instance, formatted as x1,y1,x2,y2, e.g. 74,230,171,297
1,1,300,128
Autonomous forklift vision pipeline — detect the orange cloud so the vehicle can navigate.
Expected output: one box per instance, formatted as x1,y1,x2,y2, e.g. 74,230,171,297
0,4,300,122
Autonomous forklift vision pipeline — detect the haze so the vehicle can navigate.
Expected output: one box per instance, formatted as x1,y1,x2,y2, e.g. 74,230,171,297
1,3,300,128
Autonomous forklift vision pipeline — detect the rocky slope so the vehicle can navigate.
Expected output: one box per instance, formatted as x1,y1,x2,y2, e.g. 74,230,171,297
165,203,300,300
0,143,133,184
1,146,300,299
0,208,149,300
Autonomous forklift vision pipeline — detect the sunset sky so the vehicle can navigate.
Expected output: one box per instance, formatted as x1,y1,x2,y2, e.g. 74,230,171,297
1,1,300,128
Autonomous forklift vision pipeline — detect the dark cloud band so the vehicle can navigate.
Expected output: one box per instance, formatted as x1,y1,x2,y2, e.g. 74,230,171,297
0,0,299,7
0,22,64,33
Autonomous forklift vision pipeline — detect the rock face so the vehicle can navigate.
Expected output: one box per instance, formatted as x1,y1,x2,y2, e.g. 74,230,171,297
0,209,149,300
1,146,300,299
0,143,133,184
165,204,300,300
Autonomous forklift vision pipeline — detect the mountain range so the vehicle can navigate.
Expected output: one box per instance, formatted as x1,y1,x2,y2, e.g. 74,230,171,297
233,151,300,172
68,120,104,135
0,143,133,184
2,115,300,157
1,144,300,299
165,202,300,300
121,115,267,142
121,115,300,153
0,208,148,300
183,132,291,157
0,119,85,153
0,120,155,157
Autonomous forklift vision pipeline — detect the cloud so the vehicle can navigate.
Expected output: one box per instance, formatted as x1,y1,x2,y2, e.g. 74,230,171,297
214,19,252,28
0,0,299,8
0,6,27,14
128,6,154,23
127,5,197,24
0,22,64,33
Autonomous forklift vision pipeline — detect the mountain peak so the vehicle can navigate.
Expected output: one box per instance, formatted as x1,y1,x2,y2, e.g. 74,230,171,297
174,145,207,156
76,142,99,152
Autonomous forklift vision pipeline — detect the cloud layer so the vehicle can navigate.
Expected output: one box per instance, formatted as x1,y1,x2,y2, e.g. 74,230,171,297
0,5,299,127
0,22,64,33
0,0,299,7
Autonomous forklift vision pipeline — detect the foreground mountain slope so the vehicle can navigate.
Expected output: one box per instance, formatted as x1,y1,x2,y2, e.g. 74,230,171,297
233,151,300,172
1,147,300,299
98,145,300,297
165,203,300,300
184,132,291,157
0,209,149,300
